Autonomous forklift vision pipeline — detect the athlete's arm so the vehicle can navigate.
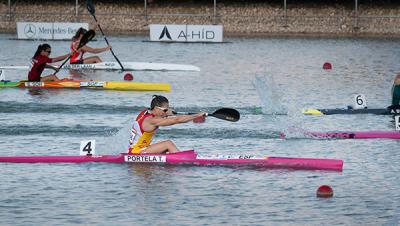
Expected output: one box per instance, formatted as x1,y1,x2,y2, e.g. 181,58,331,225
142,113,206,132
51,53,70,62
45,64,58,71
80,45,111,54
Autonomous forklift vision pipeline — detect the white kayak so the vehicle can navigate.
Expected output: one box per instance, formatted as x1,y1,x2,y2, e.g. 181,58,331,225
0,61,200,72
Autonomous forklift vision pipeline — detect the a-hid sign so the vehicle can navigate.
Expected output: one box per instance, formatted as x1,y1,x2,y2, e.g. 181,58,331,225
150,24,223,42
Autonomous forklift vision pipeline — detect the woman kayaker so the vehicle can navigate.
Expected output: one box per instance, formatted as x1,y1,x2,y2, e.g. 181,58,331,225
128,95,206,154
28,43,70,82
70,27,111,64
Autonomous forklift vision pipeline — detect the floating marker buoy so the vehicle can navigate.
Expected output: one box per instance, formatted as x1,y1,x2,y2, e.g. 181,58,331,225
316,185,333,198
124,73,134,81
323,62,332,70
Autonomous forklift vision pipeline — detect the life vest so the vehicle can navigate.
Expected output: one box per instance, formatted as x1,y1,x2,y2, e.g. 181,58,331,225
70,39,85,64
128,109,157,154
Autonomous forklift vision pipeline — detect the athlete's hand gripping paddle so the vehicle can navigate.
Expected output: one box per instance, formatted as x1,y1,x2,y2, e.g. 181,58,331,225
87,0,125,71
173,108,240,122
53,29,96,75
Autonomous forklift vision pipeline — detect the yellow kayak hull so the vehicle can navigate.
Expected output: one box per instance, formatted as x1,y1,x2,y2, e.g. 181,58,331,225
0,80,170,92
104,81,170,91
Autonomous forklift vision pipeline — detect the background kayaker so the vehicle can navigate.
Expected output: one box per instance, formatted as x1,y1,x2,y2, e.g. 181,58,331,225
28,43,70,82
128,95,206,154
389,73,400,111
70,27,111,64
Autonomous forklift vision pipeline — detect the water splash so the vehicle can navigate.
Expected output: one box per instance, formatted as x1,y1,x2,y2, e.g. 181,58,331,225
253,74,287,115
98,117,133,154
280,126,308,139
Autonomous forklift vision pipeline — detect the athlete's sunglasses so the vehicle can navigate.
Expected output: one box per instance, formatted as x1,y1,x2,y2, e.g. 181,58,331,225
156,106,169,113
44,50,51,53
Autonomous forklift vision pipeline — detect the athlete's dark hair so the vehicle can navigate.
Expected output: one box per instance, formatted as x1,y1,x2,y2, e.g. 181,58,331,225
33,43,51,59
150,95,169,110
73,27,87,40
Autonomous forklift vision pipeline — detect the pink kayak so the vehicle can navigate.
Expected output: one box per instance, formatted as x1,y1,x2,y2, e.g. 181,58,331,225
303,131,400,139
0,150,343,171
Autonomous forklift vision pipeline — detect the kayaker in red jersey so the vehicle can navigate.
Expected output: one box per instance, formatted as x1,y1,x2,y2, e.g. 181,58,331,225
28,43,70,82
70,27,111,64
129,95,206,154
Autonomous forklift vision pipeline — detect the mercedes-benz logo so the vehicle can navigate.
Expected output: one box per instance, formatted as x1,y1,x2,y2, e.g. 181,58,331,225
24,24,36,38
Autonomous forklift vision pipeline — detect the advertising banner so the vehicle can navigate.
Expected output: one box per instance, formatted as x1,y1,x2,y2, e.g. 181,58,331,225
17,22,89,40
150,24,223,42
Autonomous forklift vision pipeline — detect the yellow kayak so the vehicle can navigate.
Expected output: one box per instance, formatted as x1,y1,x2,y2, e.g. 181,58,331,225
0,80,170,92
103,81,170,91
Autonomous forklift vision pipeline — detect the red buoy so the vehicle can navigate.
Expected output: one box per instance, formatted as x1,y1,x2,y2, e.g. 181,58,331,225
124,73,134,81
316,185,333,198
323,62,332,70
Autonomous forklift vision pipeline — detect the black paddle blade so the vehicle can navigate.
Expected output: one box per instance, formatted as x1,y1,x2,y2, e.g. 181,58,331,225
77,29,95,49
87,0,95,15
210,108,240,122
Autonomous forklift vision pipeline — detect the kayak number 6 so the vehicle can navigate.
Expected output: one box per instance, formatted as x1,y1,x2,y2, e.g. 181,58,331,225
353,94,367,109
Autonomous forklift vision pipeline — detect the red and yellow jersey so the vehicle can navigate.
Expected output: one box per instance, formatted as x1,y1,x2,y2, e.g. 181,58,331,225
128,109,157,154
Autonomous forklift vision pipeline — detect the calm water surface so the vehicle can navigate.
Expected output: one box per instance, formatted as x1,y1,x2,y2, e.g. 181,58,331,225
0,34,399,225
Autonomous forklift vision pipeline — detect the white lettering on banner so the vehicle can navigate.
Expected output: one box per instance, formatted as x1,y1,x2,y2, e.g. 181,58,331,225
124,155,167,163
80,82,105,87
24,82,44,87
17,22,89,40
149,24,223,43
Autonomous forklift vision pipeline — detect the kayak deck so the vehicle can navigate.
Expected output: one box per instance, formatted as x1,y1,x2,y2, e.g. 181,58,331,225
0,150,343,171
0,80,170,92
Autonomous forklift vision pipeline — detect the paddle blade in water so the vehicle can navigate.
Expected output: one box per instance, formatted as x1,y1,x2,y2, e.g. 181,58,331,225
210,108,240,122
87,0,95,15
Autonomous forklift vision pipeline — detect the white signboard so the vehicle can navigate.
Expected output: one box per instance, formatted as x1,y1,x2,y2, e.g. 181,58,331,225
0,69,4,81
80,140,96,156
353,94,367,109
149,24,223,42
17,22,89,40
